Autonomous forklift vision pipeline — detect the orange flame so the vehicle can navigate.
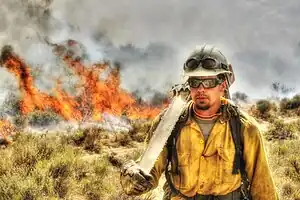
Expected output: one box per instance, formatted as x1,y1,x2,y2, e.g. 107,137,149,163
0,45,82,120
0,44,168,121
0,120,15,144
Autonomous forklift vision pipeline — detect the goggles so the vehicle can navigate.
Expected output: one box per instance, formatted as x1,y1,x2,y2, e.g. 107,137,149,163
187,78,223,89
183,57,229,72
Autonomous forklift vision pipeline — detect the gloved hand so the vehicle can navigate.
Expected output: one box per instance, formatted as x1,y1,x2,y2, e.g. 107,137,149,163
120,160,154,196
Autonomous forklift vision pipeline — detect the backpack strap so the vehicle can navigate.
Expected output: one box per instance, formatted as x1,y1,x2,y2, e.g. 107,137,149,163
229,107,251,200
229,110,243,175
165,106,189,198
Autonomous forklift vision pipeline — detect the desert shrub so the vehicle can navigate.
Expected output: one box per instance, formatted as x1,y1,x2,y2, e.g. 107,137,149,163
131,131,147,142
1,92,22,116
117,133,133,147
254,99,277,120
280,98,289,111
129,120,152,142
0,133,85,200
255,100,273,118
280,94,300,111
256,100,272,114
108,153,123,168
130,120,152,133
12,114,28,130
286,156,300,182
265,120,298,141
27,110,62,127
267,139,300,200
70,128,104,153
83,158,111,200
0,131,162,200
0,132,135,200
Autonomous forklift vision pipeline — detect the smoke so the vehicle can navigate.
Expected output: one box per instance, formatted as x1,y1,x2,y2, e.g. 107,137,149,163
0,0,300,102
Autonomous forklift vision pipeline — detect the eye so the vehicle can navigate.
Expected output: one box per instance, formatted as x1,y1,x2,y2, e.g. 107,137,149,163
188,79,201,88
202,80,213,87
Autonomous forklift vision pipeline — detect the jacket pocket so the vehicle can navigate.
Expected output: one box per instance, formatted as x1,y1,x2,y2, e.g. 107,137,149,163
216,147,235,184
172,153,191,190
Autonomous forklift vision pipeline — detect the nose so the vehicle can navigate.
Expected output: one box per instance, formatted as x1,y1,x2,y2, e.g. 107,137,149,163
197,83,205,92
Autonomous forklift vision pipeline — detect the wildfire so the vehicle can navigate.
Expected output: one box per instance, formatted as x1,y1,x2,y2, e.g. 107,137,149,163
0,42,168,121
0,45,82,120
0,119,15,145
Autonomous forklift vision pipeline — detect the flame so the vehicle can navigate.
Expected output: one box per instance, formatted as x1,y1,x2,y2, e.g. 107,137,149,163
0,43,168,121
0,45,82,120
0,120,15,144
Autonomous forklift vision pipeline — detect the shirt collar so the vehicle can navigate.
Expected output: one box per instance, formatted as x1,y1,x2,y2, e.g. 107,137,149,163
184,98,232,125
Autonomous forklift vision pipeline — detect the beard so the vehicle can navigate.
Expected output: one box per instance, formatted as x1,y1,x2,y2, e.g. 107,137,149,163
195,100,210,110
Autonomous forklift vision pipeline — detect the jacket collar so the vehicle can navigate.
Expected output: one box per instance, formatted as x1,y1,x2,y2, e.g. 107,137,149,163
184,97,235,126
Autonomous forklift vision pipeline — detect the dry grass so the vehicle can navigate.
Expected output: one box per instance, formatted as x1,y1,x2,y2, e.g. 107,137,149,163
264,119,300,141
0,131,153,200
255,101,300,200
266,139,300,200
2,101,300,200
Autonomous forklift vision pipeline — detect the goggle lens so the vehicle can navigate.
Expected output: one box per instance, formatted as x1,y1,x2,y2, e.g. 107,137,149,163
184,58,218,71
188,78,220,89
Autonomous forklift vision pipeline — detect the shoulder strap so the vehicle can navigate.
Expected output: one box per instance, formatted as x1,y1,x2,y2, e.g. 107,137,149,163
167,108,189,173
165,107,189,197
229,108,251,199
229,111,243,175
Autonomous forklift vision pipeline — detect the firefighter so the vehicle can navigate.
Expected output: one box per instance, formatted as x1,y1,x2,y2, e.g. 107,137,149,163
120,44,279,200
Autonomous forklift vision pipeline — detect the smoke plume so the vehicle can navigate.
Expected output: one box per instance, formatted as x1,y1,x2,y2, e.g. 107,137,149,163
0,0,300,102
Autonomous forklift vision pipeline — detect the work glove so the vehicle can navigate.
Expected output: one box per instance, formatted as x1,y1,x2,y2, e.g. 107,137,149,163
120,160,154,196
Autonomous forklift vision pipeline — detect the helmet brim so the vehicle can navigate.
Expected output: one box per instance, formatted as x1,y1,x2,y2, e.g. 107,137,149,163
183,68,232,78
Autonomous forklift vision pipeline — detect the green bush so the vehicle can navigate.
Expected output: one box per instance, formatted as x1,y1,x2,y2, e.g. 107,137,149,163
1,92,22,116
69,128,104,153
255,99,277,118
12,114,28,130
280,94,300,111
256,100,272,114
128,120,152,142
27,110,62,127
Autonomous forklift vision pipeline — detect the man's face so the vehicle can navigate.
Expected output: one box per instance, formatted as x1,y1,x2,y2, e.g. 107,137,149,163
188,76,226,110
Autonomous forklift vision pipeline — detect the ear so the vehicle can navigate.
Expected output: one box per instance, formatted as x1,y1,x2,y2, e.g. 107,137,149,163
219,80,227,92
219,81,227,92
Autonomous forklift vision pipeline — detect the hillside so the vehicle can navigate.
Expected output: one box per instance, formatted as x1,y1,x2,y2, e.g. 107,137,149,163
0,99,300,200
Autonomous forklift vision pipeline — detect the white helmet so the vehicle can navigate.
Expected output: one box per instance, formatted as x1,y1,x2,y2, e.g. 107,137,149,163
183,44,235,87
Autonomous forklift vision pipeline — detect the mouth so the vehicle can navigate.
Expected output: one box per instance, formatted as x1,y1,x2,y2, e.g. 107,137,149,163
196,96,208,100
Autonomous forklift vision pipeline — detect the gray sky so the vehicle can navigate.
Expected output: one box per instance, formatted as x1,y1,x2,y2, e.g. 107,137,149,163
0,0,299,102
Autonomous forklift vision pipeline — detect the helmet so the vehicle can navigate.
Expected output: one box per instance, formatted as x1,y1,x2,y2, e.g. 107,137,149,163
183,44,235,87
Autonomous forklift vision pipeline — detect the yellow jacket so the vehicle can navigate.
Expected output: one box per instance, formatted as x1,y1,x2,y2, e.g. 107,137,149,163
144,100,278,200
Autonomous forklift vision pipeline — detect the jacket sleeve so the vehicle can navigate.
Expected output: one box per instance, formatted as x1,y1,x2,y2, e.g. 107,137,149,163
242,120,279,200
